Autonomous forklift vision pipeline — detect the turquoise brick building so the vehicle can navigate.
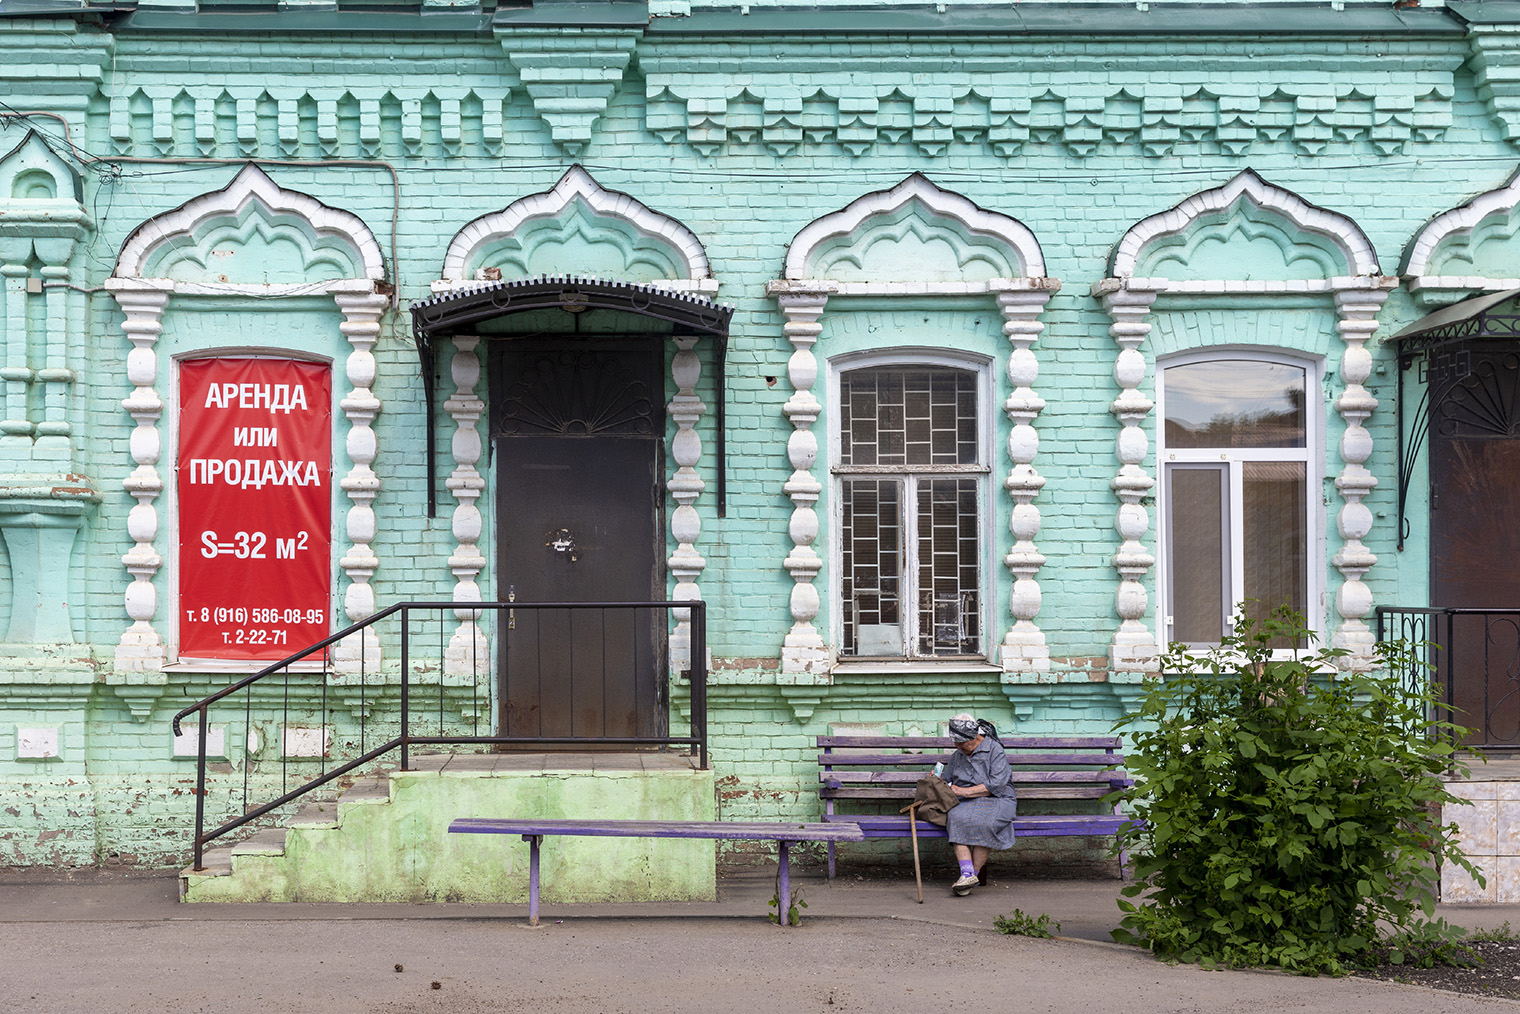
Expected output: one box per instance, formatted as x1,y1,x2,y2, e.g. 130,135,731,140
3,0,1520,897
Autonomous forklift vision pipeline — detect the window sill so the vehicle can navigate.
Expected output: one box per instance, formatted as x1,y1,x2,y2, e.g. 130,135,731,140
163,659,330,674
830,659,1003,675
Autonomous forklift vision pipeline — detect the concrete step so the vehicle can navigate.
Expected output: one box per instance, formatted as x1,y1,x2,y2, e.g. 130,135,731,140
338,776,392,805
289,801,341,829
229,827,288,858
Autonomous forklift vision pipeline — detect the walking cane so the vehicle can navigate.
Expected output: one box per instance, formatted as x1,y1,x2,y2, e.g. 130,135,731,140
900,800,924,904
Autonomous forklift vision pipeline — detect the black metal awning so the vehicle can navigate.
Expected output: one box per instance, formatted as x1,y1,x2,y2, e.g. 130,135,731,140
410,275,734,517
1390,287,1520,549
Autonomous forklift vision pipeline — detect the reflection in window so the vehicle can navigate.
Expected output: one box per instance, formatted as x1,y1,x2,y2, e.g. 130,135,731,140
1161,356,1314,647
838,365,985,658
1164,360,1306,449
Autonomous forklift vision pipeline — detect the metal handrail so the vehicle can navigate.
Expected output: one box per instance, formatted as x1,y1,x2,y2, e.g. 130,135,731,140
174,599,708,871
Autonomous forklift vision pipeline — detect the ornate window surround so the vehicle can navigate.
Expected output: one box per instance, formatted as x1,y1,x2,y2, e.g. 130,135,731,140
107,164,388,673
1403,168,1520,304
769,173,1059,682
1095,169,1394,670
432,166,720,678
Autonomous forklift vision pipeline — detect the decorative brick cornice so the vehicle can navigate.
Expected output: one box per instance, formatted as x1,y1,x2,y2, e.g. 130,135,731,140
643,40,1457,159
499,29,638,156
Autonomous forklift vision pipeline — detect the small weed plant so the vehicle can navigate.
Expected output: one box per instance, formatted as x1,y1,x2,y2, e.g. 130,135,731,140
995,909,1060,938
768,884,808,927
1110,608,1481,975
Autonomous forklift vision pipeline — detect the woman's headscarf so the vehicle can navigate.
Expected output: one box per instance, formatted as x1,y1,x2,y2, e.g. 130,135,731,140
948,713,980,743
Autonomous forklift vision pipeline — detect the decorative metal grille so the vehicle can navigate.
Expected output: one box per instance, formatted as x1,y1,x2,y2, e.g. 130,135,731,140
497,350,655,436
1435,347,1520,439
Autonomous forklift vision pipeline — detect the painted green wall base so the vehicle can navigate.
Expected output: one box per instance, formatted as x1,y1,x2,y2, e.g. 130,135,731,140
182,763,717,903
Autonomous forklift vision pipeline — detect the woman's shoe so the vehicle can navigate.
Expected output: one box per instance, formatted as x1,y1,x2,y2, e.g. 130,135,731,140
952,874,978,896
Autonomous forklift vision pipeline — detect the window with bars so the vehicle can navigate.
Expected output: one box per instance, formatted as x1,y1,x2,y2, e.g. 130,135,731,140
836,364,986,658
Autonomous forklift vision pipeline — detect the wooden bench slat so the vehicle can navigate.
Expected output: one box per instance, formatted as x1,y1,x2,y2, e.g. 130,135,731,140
449,818,865,843
817,751,1127,767
818,735,1120,749
821,784,1117,800
820,769,1130,785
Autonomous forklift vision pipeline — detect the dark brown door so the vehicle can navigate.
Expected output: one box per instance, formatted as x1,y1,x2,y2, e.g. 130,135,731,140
1430,345,1520,744
492,342,665,742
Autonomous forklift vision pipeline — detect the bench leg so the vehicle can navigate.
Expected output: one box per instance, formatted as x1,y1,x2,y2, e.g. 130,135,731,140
524,834,542,927
827,842,835,880
778,840,792,927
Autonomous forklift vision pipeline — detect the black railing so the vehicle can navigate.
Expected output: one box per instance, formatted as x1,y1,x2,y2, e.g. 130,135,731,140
172,599,708,871
1376,606,1520,750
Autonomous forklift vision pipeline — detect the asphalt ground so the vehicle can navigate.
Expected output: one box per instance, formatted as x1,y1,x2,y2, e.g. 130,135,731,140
3,866,1520,1012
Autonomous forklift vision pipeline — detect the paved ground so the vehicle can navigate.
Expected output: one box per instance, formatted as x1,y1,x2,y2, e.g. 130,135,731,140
4,865,1520,1012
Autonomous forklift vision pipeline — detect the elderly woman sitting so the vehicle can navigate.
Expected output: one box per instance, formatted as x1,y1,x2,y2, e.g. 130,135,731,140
942,713,1018,895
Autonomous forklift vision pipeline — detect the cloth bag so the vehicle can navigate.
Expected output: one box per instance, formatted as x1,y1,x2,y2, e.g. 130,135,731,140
909,773,959,827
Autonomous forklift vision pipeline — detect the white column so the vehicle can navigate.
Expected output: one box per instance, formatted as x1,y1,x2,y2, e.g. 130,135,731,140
1332,283,1393,664
996,286,1056,672
443,336,488,676
332,290,388,671
108,279,173,670
1101,283,1161,673
666,336,706,676
777,288,831,675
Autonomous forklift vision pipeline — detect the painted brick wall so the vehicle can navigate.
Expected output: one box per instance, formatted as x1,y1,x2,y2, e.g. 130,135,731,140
0,16,1511,865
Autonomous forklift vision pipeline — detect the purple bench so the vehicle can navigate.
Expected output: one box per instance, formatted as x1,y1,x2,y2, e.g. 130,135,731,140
817,735,1137,878
448,817,864,926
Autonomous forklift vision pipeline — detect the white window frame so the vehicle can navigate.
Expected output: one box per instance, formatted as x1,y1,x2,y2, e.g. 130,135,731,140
827,348,995,662
1154,348,1325,648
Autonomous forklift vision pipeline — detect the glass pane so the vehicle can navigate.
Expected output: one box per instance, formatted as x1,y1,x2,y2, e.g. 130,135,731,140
840,367,978,466
1242,461,1307,643
1164,360,1307,449
916,478,981,655
841,478,903,656
1168,466,1226,644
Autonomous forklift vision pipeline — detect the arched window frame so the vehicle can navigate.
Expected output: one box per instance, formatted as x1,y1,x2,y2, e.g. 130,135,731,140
827,347,995,663
1154,347,1326,648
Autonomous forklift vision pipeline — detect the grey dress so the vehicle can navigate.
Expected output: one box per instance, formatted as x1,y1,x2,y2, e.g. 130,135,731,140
942,737,1018,850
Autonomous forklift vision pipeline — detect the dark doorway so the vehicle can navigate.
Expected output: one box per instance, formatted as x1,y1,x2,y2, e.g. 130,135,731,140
491,341,666,742
1430,345,1520,745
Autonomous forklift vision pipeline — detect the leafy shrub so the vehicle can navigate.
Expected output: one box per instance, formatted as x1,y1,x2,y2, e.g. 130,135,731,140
995,909,1060,937
1109,609,1481,975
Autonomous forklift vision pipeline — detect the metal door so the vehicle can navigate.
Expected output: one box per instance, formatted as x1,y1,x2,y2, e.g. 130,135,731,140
1430,345,1520,744
492,342,665,742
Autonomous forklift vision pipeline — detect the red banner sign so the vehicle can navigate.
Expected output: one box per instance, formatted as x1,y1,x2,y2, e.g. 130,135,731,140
178,357,332,660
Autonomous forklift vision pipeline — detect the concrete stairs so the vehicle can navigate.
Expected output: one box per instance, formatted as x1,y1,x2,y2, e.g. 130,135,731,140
180,752,717,904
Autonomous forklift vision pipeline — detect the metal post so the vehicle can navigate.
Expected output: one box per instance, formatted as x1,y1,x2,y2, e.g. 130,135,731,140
193,706,208,871
778,839,791,927
692,601,708,769
526,834,542,927
400,606,410,771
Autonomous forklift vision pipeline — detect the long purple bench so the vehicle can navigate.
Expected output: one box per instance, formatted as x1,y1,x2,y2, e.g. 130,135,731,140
448,817,864,927
817,735,1136,878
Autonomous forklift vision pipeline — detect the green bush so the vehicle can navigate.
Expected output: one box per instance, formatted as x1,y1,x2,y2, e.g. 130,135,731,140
1110,609,1481,975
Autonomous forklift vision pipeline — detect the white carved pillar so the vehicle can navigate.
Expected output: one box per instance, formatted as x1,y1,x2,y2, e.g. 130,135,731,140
108,279,173,670
332,290,388,671
777,288,831,675
666,336,706,676
1100,283,1161,672
1332,282,1393,664
443,336,488,676
996,286,1056,672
